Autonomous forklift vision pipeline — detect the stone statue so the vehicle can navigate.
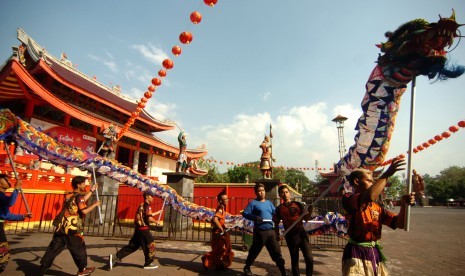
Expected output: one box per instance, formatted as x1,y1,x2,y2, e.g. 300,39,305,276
259,135,274,179
99,123,118,157
412,169,426,206
176,131,188,172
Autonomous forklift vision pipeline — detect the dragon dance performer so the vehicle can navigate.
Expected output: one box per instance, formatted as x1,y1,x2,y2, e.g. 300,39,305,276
201,191,234,271
39,176,101,276
274,185,313,276
109,191,161,270
342,158,415,275
242,183,286,276
0,175,32,273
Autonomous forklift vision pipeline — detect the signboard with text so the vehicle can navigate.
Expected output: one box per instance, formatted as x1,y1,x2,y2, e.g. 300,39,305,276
30,118,97,152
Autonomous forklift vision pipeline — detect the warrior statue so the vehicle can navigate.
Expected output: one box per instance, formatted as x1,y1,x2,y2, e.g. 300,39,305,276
259,135,274,179
176,131,188,172
99,123,118,158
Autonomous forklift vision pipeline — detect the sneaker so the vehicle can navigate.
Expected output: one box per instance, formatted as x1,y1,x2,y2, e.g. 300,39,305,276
143,262,159,269
109,254,118,270
243,266,253,276
77,267,95,276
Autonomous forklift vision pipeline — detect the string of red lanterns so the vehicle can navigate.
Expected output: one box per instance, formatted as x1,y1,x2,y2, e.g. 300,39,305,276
202,158,334,172
201,119,465,172
117,0,218,140
380,119,465,166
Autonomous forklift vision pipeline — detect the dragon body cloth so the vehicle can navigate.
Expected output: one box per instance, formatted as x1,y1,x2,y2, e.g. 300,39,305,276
336,10,464,191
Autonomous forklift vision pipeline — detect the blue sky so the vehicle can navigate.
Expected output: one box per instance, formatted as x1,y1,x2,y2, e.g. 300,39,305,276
1,0,464,180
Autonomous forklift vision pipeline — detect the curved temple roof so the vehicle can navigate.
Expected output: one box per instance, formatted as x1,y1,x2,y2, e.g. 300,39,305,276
0,28,207,159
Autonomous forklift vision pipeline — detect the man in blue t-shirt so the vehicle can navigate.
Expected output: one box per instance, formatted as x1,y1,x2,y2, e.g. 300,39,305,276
0,174,32,272
242,183,286,276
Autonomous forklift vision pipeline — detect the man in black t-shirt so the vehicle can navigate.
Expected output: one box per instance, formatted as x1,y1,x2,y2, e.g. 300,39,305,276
274,185,313,276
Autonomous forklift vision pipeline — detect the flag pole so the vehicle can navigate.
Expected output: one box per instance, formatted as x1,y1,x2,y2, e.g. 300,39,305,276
405,76,416,231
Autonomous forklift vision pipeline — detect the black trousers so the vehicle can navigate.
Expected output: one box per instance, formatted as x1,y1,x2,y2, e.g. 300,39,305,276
245,229,285,269
285,229,313,276
40,232,88,271
116,227,156,266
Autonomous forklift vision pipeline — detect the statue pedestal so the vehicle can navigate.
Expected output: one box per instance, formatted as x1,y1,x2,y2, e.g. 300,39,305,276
253,178,282,206
162,172,198,232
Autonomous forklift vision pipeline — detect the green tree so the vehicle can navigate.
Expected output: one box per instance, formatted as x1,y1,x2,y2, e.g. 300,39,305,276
196,159,228,183
227,166,252,183
385,175,405,200
424,166,465,203
283,169,308,192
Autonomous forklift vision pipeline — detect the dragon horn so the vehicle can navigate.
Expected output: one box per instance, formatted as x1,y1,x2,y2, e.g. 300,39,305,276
450,9,456,21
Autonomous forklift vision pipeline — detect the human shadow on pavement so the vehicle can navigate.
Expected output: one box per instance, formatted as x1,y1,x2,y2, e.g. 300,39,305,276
13,260,73,276
157,254,285,276
89,253,143,272
157,256,243,276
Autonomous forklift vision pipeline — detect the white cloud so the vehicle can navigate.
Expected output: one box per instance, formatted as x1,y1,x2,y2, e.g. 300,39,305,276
88,53,118,73
145,101,177,121
188,102,363,175
130,43,169,64
261,91,271,101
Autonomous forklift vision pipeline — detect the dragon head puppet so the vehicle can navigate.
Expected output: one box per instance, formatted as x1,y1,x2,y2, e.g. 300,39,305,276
377,9,464,84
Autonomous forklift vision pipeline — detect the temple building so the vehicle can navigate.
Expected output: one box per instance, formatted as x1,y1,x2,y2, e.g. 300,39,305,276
0,28,207,185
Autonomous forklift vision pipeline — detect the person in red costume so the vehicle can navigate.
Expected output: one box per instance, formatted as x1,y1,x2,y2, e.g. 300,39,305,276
342,158,415,275
201,191,234,271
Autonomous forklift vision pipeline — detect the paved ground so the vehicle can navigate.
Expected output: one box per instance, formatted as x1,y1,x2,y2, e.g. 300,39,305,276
4,206,465,275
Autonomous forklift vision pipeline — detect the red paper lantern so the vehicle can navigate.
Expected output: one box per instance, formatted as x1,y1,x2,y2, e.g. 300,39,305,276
179,32,193,44
147,85,156,92
417,145,424,151
434,135,443,141
413,148,418,153
162,59,174,69
422,142,430,148
442,131,451,138
172,45,182,56
190,11,202,24
144,91,153,99
449,125,459,132
158,69,167,78
428,139,436,145
140,97,148,103
132,111,139,117
137,102,146,108
151,77,162,86
399,154,405,159
204,0,217,6
458,120,465,128
128,118,135,124
136,107,142,112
